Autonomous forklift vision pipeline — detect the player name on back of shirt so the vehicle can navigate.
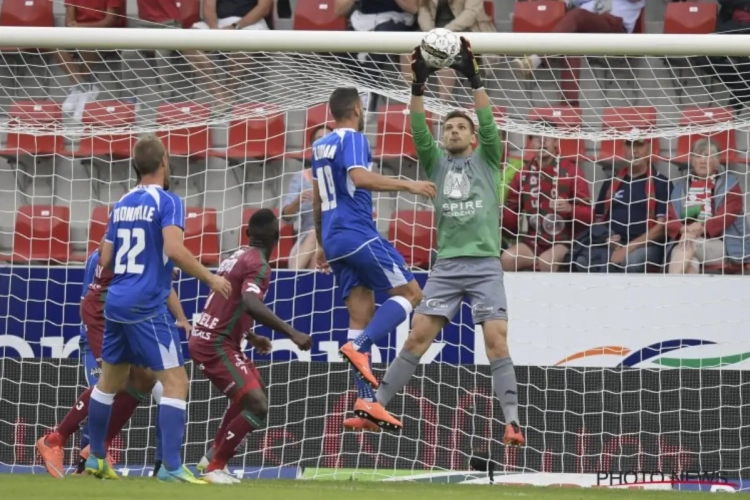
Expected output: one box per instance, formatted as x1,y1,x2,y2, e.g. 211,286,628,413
112,205,156,223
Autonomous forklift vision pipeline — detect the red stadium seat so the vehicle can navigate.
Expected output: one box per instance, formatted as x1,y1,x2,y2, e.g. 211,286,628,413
527,106,586,161
156,103,213,157
483,1,495,21
176,0,200,29
76,101,136,158
388,211,435,270
87,205,111,255
0,0,54,27
184,208,220,265
663,2,717,35
375,104,431,159
512,1,566,33
671,107,742,165
596,106,658,163
225,103,286,160
0,101,65,157
12,205,71,263
240,208,294,268
293,0,346,31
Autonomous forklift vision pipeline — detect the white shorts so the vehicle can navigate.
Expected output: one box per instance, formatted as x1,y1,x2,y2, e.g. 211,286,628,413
192,16,268,31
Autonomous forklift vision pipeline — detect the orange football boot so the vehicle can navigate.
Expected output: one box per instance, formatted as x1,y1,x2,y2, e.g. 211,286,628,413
343,416,381,432
353,398,402,431
504,422,525,447
36,435,65,479
340,342,379,389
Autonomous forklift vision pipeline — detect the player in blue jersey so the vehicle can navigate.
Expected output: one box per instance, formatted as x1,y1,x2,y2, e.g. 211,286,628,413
312,87,437,431
85,135,231,483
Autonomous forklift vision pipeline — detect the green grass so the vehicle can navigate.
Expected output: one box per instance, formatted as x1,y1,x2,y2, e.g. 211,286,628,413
0,475,717,500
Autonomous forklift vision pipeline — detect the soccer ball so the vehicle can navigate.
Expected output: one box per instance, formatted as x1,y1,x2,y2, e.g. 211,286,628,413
420,28,461,68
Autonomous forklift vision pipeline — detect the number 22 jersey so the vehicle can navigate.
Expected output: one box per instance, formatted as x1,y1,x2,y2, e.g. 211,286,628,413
104,184,185,323
312,129,378,260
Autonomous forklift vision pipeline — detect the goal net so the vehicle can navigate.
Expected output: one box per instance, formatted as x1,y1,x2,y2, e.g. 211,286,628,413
2,26,750,485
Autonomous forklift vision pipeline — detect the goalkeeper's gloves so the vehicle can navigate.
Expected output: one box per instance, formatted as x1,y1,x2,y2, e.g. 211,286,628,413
411,47,436,96
450,37,483,90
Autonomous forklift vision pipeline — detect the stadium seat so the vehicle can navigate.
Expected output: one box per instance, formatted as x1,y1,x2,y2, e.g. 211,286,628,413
663,2,717,35
176,0,200,29
0,0,54,27
240,208,294,268
156,103,213,157
388,211,435,270
528,106,587,161
596,106,658,163
183,208,220,265
87,205,110,255
12,205,71,263
375,105,431,159
225,103,286,160
76,101,136,158
293,0,346,31
0,101,65,158
483,1,495,21
512,1,566,33
671,107,742,166
286,103,335,160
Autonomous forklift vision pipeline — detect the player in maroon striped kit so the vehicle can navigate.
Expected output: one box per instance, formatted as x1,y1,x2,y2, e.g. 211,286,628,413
37,243,191,478
189,209,312,484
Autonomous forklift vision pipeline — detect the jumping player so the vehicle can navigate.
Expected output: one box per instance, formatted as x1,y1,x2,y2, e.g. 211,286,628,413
85,135,231,483
311,87,436,431
189,209,312,484
374,40,525,446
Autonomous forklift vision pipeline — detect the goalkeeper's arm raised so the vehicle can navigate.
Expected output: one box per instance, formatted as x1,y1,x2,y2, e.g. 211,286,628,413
409,48,441,178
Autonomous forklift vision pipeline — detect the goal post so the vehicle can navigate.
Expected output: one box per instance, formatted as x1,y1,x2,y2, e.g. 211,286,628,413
0,26,749,486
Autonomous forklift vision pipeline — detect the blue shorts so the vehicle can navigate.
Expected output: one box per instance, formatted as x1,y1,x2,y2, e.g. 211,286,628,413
102,313,184,371
79,341,100,387
328,235,414,299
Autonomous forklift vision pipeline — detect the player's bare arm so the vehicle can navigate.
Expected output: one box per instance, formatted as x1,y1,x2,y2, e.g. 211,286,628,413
348,167,436,199
99,240,113,270
166,288,192,334
162,225,231,298
245,331,273,355
242,291,312,350
312,180,330,272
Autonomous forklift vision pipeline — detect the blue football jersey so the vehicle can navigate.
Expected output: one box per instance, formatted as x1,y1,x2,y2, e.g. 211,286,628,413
104,184,184,323
312,129,377,255
80,251,99,341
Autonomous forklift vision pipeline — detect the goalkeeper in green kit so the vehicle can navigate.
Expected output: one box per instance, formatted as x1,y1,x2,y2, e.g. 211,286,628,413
375,38,524,446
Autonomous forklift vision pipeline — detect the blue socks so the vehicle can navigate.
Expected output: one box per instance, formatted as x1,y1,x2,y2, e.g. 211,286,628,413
159,397,187,471
79,421,90,451
349,330,376,402
88,387,115,459
353,296,413,353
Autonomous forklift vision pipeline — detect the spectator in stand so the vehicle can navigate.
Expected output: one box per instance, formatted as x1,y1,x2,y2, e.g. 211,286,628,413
575,130,670,273
417,0,495,99
695,1,750,112
59,0,122,112
188,0,273,111
501,124,593,272
282,125,333,269
666,139,750,274
511,0,645,107
497,128,523,206
335,0,417,111
136,0,181,27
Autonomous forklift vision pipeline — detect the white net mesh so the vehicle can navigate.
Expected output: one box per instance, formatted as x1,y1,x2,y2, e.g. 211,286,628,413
2,10,750,483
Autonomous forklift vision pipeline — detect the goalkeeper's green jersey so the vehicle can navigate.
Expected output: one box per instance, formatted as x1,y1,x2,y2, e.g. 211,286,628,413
411,106,502,260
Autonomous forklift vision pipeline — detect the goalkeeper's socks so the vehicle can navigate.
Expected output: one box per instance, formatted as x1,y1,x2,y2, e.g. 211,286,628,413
159,397,187,471
79,421,90,451
53,386,94,444
353,296,413,353
376,349,420,407
152,460,162,478
105,390,142,443
88,387,115,459
490,357,519,425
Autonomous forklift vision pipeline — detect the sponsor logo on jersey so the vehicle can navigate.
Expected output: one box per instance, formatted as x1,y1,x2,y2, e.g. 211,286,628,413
442,168,483,217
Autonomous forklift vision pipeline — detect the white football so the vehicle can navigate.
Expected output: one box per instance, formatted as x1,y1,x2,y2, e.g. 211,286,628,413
420,28,461,68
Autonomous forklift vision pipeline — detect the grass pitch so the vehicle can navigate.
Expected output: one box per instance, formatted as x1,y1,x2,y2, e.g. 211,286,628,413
1,475,715,500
